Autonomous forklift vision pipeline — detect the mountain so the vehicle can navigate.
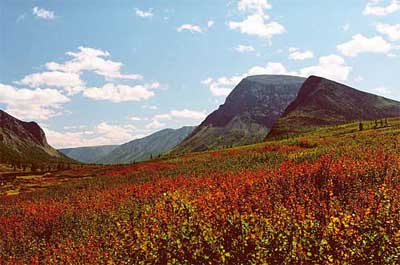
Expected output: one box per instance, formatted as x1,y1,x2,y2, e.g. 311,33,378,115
59,145,118,163
97,126,195,164
0,109,71,166
172,75,306,153
267,76,400,139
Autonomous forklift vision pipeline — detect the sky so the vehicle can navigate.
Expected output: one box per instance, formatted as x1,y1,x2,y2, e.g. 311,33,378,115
0,0,399,148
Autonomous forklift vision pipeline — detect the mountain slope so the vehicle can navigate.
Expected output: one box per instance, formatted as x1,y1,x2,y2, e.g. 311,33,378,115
59,145,118,163
97,126,195,164
267,76,400,139
0,109,71,165
173,75,306,153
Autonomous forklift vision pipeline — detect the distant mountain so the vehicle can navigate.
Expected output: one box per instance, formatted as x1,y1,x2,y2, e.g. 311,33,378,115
0,109,71,165
267,76,400,139
59,145,118,163
172,75,306,153
97,126,195,164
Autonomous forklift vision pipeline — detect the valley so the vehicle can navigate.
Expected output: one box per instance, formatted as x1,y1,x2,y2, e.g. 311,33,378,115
1,117,400,263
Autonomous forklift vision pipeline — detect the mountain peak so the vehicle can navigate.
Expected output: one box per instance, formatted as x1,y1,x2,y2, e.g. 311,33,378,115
0,109,71,165
173,75,306,153
267,76,400,139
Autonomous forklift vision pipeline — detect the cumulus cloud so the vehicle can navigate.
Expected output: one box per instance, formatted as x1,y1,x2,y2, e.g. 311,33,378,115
154,109,206,121
146,109,206,129
0,83,69,120
17,46,144,96
234,45,255,53
201,76,244,96
207,20,214,28
337,34,392,57
299,55,351,82
363,0,400,16
129,116,142,121
19,71,85,95
177,24,202,33
202,54,351,96
238,0,272,14
135,8,153,18
288,47,314,61
44,122,138,148
83,82,160,103
32,6,55,20
228,0,285,40
228,14,285,39
145,120,166,130
45,46,142,80
376,23,400,41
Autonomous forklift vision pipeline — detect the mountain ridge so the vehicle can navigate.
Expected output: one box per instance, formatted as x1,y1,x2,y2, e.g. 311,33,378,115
0,109,72,166
267,75,400,139
173,75,306,153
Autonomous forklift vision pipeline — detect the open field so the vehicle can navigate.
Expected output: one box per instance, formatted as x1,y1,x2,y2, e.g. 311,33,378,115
1,118,400,264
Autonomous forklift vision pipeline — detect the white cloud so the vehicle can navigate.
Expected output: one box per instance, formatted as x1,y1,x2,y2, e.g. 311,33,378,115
337,34,392,57
145,120,166,130
0,83,69,120
32,6,55,20
83,82,160,103
376,23,400,41
95,122,133,142
146,109,206,129
154,109,206,121
135,8,153,18
248,62,297,76
202,54,351,96
19,71,85,95
234,45,255,53
17,46,145,96
228,14,285,39
177,24,202,33
45,122,138,148
342,24,350,32
202,75,244,96
129,116,142,121
207,20,215,28
229,0,284,40
375,86,392,95
299,55,351,82
46,46,142,80
288,48,314,61
363,0,400,16
238,0,271,14
354,76,364,82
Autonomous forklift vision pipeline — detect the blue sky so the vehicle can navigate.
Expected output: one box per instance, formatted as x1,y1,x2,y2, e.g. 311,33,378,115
0,0,399,148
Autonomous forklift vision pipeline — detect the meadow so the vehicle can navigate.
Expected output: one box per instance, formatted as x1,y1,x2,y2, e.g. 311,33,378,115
1,118,400,264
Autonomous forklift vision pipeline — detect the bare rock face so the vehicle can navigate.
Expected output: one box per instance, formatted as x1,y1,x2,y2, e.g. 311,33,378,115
0,110,48,146
173,75,306,153
0,109,68,164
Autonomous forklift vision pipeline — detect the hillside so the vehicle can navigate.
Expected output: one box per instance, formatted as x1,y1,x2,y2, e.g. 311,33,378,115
2,118,400,263
59,145,118,163
267,76,400,139
97,126,195,164
173,75,305,153
0,109,72,167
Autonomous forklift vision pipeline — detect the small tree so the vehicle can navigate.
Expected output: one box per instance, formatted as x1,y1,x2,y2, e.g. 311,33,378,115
359,121,363,131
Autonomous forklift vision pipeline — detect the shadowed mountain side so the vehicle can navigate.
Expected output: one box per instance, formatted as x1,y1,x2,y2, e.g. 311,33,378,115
97,126,195,164
172,75,306,154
